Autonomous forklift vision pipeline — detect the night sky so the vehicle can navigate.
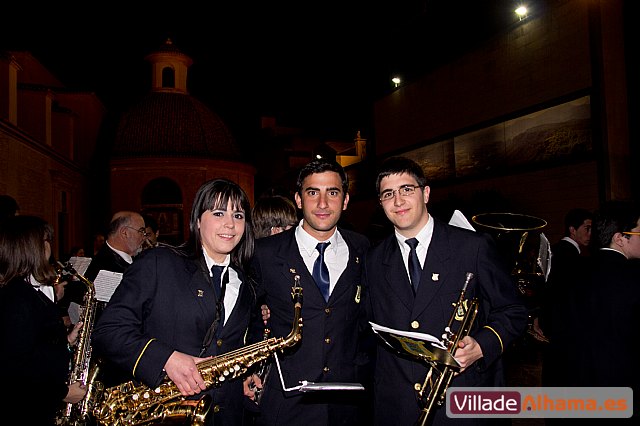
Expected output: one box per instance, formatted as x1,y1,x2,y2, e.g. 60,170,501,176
2,1,522,144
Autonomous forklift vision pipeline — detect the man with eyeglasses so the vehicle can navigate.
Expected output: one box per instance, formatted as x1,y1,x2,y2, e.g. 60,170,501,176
62,210,148,388
569,200,640,412
83,211,148,283
363,156,528,426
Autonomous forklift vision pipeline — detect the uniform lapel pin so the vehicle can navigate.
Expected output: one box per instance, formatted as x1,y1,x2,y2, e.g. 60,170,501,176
197,289,204,297
432,273,439,282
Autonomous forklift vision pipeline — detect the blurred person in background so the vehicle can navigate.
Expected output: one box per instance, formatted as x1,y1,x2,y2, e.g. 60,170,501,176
143,214,160,249
252,194,298,239
0,215,85,423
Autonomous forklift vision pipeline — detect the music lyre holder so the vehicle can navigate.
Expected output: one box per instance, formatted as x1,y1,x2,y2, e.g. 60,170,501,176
273,351,365,393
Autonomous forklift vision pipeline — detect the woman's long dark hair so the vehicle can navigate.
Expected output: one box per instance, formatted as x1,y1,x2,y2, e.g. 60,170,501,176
177,178,255,272
0,215,56,286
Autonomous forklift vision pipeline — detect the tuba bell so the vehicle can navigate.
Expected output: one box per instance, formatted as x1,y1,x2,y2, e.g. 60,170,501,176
471,212,550,342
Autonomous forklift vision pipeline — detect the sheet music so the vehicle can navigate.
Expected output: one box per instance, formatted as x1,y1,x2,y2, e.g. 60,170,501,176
94,270,123,302
69,256,92,276
370,321,446,349
538,232,552,281
68,301,81,324
448,209,475,231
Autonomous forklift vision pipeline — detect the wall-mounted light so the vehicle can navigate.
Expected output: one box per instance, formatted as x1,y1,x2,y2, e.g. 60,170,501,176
515,4,528,21
391,76,402,88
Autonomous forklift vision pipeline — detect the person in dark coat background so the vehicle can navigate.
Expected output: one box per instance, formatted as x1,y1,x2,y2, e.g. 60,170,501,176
0,215,85,424
537,207,592,388
574,200,640,423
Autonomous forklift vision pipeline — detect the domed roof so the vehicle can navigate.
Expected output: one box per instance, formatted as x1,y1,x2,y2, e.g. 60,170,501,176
111,39,241,160
112,92,240,160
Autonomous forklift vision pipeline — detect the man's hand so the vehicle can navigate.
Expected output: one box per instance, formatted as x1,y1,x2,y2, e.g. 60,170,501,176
164,351,210,396
243,373,263,401
453,336,483,372
261,304,270,325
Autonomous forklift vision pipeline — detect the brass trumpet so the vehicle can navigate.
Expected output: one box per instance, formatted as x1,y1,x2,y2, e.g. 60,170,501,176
415,272,479,426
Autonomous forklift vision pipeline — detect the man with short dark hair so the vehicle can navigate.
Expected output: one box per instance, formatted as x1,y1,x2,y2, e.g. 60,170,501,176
245,159,371,426
538,208,593,387
578,201,640,393
364,156,528,426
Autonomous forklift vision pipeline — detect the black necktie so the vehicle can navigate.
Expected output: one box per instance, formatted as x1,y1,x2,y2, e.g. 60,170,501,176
211,265,224,300
405,238,421,294
210,265,227,334
313,242,331,302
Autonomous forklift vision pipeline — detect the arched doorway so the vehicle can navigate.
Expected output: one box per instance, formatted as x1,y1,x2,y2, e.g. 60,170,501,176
141,177,184,245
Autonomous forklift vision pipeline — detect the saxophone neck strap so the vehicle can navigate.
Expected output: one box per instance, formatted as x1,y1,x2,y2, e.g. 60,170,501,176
199,267,229,357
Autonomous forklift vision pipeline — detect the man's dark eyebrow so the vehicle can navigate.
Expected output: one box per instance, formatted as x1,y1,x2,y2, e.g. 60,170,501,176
303,186,342,193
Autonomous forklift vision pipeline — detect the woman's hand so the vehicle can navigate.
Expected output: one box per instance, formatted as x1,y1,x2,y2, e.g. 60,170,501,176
66,321,83,346
64,381,87,403
164,351,210,396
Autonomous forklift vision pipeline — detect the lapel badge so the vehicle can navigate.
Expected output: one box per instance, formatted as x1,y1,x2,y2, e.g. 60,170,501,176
355,285,362,304
355,256,360,264
197,289,204,297
432,273,439,282
289,268,297,274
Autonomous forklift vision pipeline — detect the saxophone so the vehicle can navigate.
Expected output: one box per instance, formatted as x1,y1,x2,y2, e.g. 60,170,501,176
93,276,304,426
55,261,104,426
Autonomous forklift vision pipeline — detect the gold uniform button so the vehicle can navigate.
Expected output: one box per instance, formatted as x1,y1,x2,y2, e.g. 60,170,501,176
216,339,223,347
323,366,330,373
324,337,331,344
324,308,331,315
414,383,422,391
213,404,221,413
411,321,420,329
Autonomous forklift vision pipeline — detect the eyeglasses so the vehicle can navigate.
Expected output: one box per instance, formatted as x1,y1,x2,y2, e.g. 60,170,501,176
622,231,640,236
379,185,422,202
125,226,149,238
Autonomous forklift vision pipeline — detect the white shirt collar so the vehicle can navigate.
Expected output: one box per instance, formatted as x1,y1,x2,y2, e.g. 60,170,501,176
395,214,434,253
30,275,55,302
561,236,581,254
106,240,133,264
203,250,230,273
295,220,340,258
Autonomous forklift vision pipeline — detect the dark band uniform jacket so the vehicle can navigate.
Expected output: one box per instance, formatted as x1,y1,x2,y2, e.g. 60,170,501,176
92,246,255,425
249,226,370,426
0,277,72,424
364,217,528,426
